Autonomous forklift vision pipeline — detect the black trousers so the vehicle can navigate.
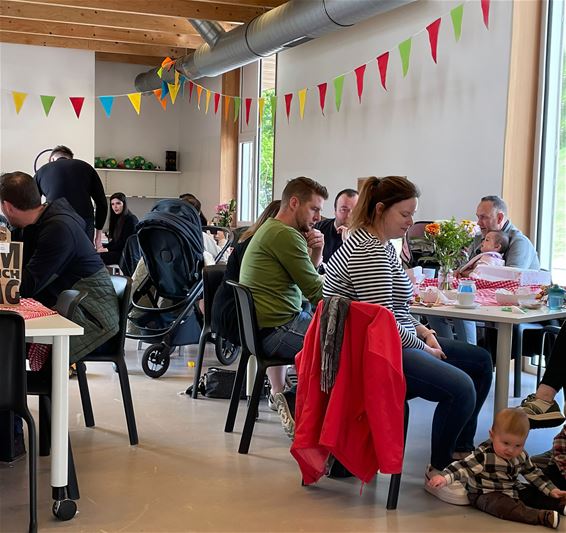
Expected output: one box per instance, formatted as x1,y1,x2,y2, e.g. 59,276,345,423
541,323,566,393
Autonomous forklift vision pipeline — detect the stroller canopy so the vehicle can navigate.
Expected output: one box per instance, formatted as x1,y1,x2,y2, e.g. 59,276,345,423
137,199,204,300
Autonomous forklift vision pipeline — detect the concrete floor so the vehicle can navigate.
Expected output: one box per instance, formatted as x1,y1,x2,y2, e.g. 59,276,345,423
0,340,562,532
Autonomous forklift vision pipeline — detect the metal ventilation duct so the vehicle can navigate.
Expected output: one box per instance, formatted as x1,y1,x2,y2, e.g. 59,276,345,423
135,0,416,92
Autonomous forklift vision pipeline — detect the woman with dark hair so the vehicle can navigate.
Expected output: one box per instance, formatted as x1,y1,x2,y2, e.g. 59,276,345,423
98,192,138,266
323,176,493,506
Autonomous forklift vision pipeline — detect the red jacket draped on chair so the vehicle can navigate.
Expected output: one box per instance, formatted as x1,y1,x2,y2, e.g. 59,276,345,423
290,300,406,485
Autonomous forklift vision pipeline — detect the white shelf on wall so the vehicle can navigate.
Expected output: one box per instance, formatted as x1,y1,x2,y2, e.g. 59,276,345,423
97,168,181,199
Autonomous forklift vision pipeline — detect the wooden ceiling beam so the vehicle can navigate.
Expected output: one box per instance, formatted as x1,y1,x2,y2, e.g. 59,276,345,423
10,0,267,24
0,17,204,48
196,0,284,7
95,51,164,66
0,31,189,57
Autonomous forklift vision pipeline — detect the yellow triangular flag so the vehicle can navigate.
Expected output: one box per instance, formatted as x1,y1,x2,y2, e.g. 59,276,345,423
168,83,180,104
196,85,203,110
12,91,28,114
258,97,265,126
298,88,307,120
175,71,180,86
127,92,141,115
224,95,231,120
205,89,211,114
157,67,163,78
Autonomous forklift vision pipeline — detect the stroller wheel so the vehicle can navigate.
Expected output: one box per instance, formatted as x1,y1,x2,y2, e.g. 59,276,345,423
141,343,171,378
215,336,240,365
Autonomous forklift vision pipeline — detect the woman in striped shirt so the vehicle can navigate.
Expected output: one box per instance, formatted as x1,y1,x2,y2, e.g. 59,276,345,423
323,176,493,506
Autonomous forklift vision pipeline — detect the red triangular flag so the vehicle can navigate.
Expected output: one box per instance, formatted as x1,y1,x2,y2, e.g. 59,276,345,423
189,81,194,102
317,83,327,115
284,93,293,122
376,52,389,91
214,92,221,114
245,98,252,126
426,18,442,64
69,96,85,118
354,64,366,103
481,0,490,29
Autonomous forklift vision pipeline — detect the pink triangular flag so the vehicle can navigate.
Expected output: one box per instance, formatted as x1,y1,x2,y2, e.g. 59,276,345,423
426,18,442,64
245,98,252,125
284,93,293,122
354,64,366,103
69,97,85,118
376,52,389,90
317,83,327,115
481,0,490,29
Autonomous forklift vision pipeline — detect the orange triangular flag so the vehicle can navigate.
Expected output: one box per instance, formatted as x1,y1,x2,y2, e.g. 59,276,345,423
224,95,231,120
196,85,203,109
153,89,167,110
11,91,28,114
127,93,141,115
205,89,211,114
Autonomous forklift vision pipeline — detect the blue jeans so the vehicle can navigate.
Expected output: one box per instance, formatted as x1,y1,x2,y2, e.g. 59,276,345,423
404,338,493,470
427,316,478,344
261,311,313,360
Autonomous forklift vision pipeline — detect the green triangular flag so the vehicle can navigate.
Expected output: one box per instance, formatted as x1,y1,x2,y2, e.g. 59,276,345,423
270,95,277,115
233,97,241,122
398,38,412,77
451,4,464,42
334,75,345,112
40,95,56,117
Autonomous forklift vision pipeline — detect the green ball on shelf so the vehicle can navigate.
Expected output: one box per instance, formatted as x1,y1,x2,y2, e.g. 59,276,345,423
94,157,104,168
142,161,155,170
104,158,117,168
133,156,146,169
124,158,136,169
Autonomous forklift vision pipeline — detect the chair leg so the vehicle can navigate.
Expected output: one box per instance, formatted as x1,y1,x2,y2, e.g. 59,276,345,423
225,348,250,433
537,332,548,387
114,358,139,445
38,395,51,457
22,410,37,533
513,356,522,398
387,402,410,510
238,362,266,454
191,328,211,399
76,361,95,428
66,437,80,500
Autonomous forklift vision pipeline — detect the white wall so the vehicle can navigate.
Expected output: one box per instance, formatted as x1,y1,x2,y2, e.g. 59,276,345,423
273,0,513,221
0,43,95,176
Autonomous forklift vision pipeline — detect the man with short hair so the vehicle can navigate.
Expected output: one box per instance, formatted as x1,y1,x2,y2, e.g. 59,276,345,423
240,176,328,438
315,188,358,265
34,145,107,249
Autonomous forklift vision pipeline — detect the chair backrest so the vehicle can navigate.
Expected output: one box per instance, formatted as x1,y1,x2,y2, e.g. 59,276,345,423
109,275,133,355
54,289,88,318
0,311,28,413
226,280,262,356
401,220,436,269
203,264,227,326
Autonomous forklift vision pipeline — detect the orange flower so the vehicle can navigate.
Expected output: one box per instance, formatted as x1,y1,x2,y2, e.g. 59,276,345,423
425,222,441,236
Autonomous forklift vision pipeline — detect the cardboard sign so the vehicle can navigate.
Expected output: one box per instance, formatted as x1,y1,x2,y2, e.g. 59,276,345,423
0,227,22,305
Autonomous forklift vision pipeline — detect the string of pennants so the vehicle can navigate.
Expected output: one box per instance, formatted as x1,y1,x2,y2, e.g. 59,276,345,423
9,0,490,125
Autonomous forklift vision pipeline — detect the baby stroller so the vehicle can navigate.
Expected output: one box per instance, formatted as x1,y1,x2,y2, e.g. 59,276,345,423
400,220,439,271
126,199,232,378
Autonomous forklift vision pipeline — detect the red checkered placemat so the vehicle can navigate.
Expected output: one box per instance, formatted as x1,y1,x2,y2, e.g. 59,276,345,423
0,298,57,320
421,278,521,291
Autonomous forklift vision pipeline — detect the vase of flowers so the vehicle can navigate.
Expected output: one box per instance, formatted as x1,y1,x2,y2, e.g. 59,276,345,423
213,199,237,228
424,219,476,290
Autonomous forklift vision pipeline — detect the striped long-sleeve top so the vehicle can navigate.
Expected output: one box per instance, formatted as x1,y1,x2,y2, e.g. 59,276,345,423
322,228,427,351
441,440,557,498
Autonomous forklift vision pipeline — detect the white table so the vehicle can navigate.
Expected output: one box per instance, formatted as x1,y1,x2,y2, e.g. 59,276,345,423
25,314,83,505
409,304,566,415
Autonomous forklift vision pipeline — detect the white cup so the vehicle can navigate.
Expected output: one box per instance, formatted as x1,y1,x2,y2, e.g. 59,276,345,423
422,268,436,280
420,287,439,304
457,292,476,307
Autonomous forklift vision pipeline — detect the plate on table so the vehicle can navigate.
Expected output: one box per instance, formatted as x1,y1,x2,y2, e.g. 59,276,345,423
454,303,481,309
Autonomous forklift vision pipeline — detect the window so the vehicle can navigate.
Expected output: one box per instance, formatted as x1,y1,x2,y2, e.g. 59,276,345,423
258,55,276,212
238,141,255,223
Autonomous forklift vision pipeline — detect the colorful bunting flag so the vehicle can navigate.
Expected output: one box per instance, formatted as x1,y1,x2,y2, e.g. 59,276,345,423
153,89,167,110
245,97,252,125
399,38,412,77
333,75,345,112
157,67,163,78
427,18,442,64
175,71,180,86
98,95,114,117
284,93,293,122
298,89,307,119
69,96,85,118
317,83,327,115
127,93,141,115
451,4,464,42
40,95,56,117
161,56,174,70
224,95,230,120
258,97,265,126
214,92,221,114
481,0,490,29
161,80,170,99
205,89,211,114
189,81,194,102
233,97,241,122
196,85,203,109
12,91,27,114
270,95,277,117
377,52,389,90
179,75,186,96
354,65,366,103
168,83,180,104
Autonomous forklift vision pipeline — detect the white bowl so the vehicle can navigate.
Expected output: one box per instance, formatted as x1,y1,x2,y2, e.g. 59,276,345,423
441,289,458,301
495,290,519,306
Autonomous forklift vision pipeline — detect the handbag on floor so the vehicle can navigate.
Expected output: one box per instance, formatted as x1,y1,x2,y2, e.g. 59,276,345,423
188,367,246,399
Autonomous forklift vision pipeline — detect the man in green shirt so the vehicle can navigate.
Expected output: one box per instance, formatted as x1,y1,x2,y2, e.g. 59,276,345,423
240,176,328,438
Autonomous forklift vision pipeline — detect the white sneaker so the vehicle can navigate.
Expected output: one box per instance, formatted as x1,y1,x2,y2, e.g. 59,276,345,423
267,394,277,412
424,465,469,506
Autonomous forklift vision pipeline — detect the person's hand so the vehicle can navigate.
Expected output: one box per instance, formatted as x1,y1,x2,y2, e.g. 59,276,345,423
550,488,566,499
305,229,324,251
97,247,108,253
427,475,447,488
336,225,349,242
424,332,442,351
425,345,446,360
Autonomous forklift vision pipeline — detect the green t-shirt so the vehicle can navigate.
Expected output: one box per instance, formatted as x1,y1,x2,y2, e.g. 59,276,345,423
239,218,323,328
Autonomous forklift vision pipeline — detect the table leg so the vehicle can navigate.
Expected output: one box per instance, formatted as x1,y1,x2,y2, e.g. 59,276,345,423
50,335,69,491
494,322,513,415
